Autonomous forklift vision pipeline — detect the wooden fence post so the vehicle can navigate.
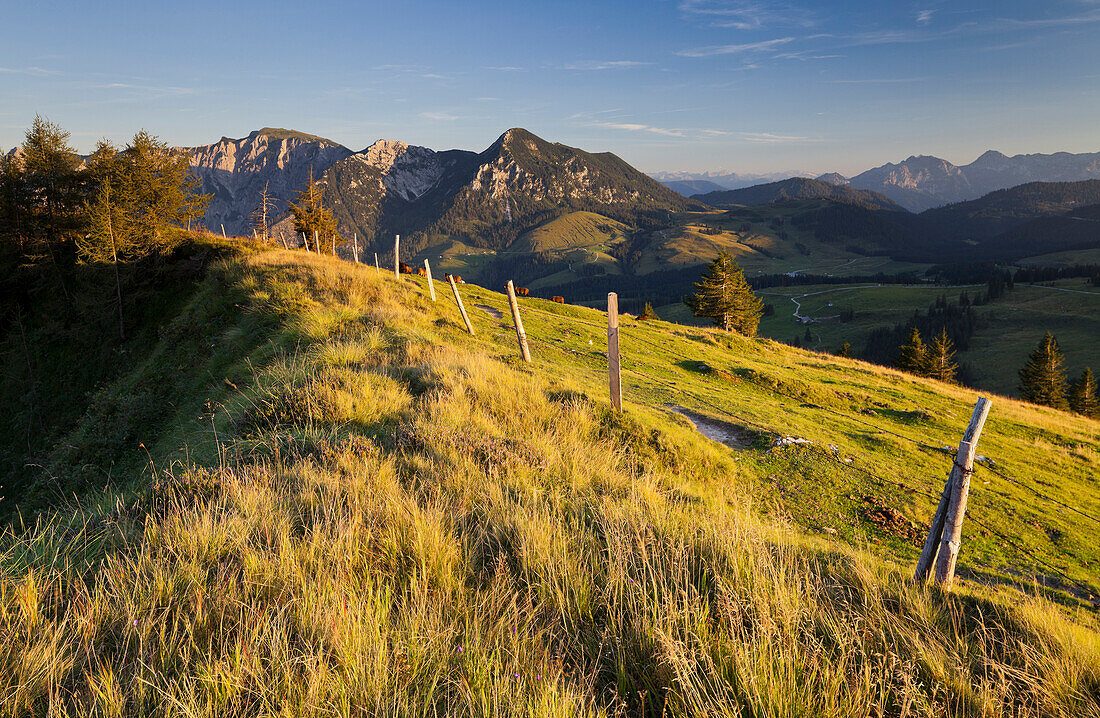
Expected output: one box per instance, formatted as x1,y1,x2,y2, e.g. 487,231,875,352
448,275,474,335
331,234,336,256
314,231,320,255
913,397,992,585
221,224,227,239
374,252,380,275
506,280,531,362
353,234,359,263
608,292,622,412
424,259,436,301
394,234,400,279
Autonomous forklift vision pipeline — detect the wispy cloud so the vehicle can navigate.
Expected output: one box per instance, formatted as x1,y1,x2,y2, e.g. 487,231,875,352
738,131,815,143
917,9,935,24
91,82,196,97
560,60,652,71
678,0,815,31
826,77,928,84
590,121,685,137
676,36,794,57
418,111,459,121
0,66,60,76
485,66,525,72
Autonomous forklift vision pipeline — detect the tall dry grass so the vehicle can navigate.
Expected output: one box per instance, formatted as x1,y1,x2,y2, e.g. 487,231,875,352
1,250,1097,716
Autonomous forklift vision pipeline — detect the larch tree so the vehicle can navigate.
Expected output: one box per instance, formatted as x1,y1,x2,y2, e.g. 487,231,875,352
20,115,84,298
923,330,958,383
251,182,279,241
77,132,209,339
1068,367,1098,418
683,252,763,335
1019,332,1069,409
288,169,336,251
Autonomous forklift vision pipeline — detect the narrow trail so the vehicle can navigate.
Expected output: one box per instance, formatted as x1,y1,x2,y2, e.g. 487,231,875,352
668,406,755,450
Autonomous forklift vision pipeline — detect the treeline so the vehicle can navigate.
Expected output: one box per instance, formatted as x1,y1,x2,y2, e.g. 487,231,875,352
1013,264,1100,285
748,271,924,290
860,293,982,385
1,116,209,339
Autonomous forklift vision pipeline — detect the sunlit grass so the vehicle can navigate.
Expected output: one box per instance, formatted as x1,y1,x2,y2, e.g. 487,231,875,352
1,247,1097,716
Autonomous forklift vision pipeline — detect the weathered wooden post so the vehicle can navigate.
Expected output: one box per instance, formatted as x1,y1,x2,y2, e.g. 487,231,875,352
913,397,992,586
279,233,288,250
506,280,531,362
313,231,320,255
448,275,474,334
608,292,622,412
374,252,380,275
331,234,336,256
221,224,227,239
394,234,400,279
424,259,436,301
353,233,359,263
301,233,307,251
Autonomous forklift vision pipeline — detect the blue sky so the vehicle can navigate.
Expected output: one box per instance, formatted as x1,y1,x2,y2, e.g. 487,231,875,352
2,0,1098,175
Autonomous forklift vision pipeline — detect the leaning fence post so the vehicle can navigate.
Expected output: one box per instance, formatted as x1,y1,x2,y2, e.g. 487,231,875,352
394,234,400,279
374,252,380,275
221,224,227,239
448,275,474,335
506,280,531,362
913,397,992,586
424,259,436,301
608,292,622,412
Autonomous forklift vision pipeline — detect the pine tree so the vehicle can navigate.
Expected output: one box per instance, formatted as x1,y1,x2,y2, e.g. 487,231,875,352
837,342,852,358
1019,333,1069,409
895,327,926,375
639,301,658,320
683,252,763,335
923,329,958,383
288,169,336,250
1068,367,1098,418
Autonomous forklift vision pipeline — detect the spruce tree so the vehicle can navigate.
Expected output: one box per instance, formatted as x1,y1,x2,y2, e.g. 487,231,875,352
837,342,852,358
1068,367,1098,418
288,169,336,249
639,301,658,320
1019,333,1069,409
895,327,926,375
683,252,763,335
924,330,958,383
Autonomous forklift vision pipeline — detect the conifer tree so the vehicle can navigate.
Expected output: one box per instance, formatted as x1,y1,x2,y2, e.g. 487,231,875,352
924,329,958,383
837,342,852,358
895,327,926,375
1068,367,1098,418
1019,333,1069,409
683,252,762,335
639,301,658,320
288,169,336,249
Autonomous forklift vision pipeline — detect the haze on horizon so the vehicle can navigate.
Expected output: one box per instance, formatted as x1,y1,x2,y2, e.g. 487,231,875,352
2,0,1098,176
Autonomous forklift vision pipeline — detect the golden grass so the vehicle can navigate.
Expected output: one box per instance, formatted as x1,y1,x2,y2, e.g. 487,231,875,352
1,249,1098,716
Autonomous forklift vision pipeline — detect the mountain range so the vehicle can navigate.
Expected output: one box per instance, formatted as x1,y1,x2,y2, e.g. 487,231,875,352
185,128,694,250
668,150,1100,212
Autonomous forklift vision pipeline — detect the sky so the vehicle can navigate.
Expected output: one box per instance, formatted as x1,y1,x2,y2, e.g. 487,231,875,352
1,0,1099,176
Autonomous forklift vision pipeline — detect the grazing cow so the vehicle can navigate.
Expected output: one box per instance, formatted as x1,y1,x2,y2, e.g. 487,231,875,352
551,296,565,304
515,286,530,297
399,262,412,274
416,266,427,276
455,276,464,283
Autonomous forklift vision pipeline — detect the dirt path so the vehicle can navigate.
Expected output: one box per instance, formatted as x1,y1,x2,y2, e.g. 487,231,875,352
473,304,503,319
669,406,755,450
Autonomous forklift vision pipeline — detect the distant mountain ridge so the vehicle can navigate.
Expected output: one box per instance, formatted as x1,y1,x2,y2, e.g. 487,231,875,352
819,150,1100,211
694,177,904,212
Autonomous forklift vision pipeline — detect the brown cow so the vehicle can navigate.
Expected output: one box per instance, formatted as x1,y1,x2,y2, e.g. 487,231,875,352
416,266,427,276
551,296,565,304
515,286,530,297
455,276,464,283
399,262,413,274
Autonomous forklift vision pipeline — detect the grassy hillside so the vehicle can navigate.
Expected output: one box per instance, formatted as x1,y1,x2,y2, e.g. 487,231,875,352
3,245,1099,716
